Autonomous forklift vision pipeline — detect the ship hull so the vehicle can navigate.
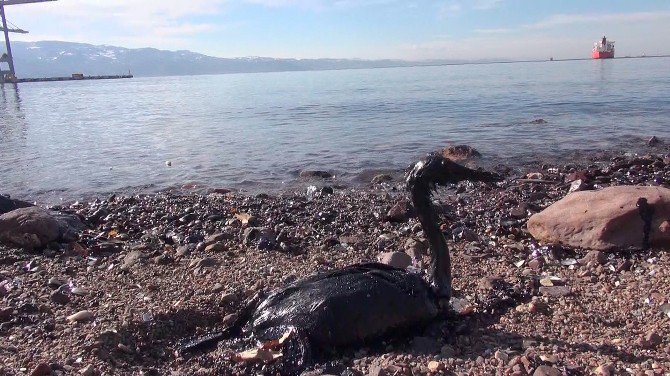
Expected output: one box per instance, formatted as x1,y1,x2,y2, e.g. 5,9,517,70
592,50,614,59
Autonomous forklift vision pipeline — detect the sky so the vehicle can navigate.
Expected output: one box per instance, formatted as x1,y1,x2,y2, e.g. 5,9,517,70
4,0,670,60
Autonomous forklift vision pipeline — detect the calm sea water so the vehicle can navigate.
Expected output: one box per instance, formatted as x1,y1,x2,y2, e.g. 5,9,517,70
1,58,669,203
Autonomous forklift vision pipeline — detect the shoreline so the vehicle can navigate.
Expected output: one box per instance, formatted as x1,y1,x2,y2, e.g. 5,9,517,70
1,151,669,375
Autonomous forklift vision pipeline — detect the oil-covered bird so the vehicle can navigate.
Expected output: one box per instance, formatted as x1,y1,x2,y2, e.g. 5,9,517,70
178,153,501,371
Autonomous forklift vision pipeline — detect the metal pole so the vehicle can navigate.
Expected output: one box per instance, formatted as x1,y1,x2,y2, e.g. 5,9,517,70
0,3,16,77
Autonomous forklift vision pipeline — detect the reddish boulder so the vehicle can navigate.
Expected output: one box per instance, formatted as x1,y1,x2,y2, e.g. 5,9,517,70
527,186,670,250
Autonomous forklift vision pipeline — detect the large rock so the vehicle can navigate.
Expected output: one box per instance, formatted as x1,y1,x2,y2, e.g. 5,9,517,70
0,207,84,250
0,195,33,215
528,186,670,250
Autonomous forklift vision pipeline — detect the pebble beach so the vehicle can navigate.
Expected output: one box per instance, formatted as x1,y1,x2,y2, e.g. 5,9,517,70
1,147,670,376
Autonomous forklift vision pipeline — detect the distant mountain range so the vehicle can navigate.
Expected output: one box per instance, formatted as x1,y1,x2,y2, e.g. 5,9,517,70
10,41,476,78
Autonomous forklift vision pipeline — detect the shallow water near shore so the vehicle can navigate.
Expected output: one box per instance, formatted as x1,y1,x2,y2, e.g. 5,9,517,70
1,57,669,203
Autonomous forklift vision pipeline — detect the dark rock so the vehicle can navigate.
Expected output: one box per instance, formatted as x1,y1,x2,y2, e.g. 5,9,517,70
50,290,70,305
441,145,482,161
529,118,548,125
528,258,544,271
410,336,439,354
648,136,661,147
386,200,414,223
299,170,333,179
0,207,61,250
29,363,52,376
371,174,393,184
0,195,33,215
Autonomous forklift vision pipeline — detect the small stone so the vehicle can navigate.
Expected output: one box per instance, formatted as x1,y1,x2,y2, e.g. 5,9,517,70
638,331,662,349
121,250,143,271
0,307,13,322
176,244,194,257
204,233,229,246
594,363,615,376
204,242,227,253
528,258,544,271
80,364,98,376
427,361,444,372
67,310,94,322
659,220,670,233
386,200,414,223
222,313,239,326
494,350,509,362
648,136,660,146
510,204,527,219
48,277,67,289
50,290,70,305
440,344,456,358
220,292,237,304
404,238,426,259
539,286,571,297
71,287,88,296
30,363,52,376
190,257,218,269
533,365,561,376
526,172,544,180
581,250,606,265
371,174,393,184
378,252,412,269
569,179,589,193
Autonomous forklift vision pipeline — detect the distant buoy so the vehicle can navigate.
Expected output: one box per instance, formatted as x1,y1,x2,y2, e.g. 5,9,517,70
165,161,172,167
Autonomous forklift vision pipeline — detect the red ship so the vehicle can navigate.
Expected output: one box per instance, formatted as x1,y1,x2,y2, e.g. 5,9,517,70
592,36,615,59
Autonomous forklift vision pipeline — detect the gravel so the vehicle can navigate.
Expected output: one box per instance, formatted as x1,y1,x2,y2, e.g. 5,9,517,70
0,151,669,375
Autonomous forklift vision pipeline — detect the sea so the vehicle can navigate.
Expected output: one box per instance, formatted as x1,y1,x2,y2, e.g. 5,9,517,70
1,57,669,203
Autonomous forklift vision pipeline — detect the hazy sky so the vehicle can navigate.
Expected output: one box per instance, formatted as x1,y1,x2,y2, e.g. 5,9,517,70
5,0,670,60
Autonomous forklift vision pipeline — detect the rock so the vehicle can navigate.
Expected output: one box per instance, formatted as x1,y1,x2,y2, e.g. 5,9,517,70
30,363,52,376
243,227,276,250
299,170,333,179
121,250,143,270
378,252,412,269
528,258,544,271
80,364,98,376
526,172,544,180
191,257,218,269
204,242,227,253
440,344,456,358
441,145,482,161
568,179,589,193
494,350,509,362
527,186,670,250
0,207,61,250
386,200,414,223
594,363,615,376
539,286,571,297
648,136,661,146
404,238,426,259
510,204,528,219
371,174,394,184
533,365,561,376
637,330,662,348
529,118,548,124
0,307,14,322
410,336,439,354
176,244,194,257
427,361,444,372
580,250,607,265
67,310,94,322
0,195,33,215
50,290,70,305
204,233,230,246
660,220,670,233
